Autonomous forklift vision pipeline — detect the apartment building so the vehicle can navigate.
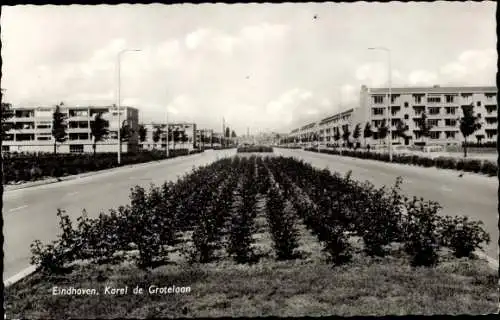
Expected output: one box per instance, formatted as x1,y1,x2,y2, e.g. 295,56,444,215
2,105,139,153
360,85,497,146
139,122,197,151
195,129,216,148
286,85,497,147
287,107,363,146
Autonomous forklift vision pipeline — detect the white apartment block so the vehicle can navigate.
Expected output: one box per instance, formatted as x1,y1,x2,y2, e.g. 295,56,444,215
360,85,497,146
139,122,197,151
2,105,139,154
286,85,497,147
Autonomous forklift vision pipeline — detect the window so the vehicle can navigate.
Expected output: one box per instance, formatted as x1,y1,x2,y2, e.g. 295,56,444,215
445,95,455,103
413,94,423,104
486,129,497,139
404,102,409,108
37,136,51,141
4,134,14,141
477,113,481,118
477,101,481,107
372,108,384,116
445,107,457,115
373,96,384,104
485,93,497,99
16,134,34,141
404,114,409,120
37,123,51,129
70,145,84,153
429,107,440,115
2,146,9,152
461,93,472,98
427,96,441,103
445,131,456,139
485,117,497,124
445,119,457,126
430,131,440,139
428,119,439,127
485,105,497,113
413,106,425,115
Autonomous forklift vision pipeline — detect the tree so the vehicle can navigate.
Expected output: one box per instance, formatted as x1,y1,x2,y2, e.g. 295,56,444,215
363,122,373,148
377,119,389,144
352,123,361,148
416,111,434,146
231,130,237,138
394,119,409,145
90,113,109,158
1,102,14,140
138,125,147,142
333,128,341,146
152,127,161,149
342,125,351,148
459,104,482,158
173,128,181,150
51,103,67,154
120,121,133,142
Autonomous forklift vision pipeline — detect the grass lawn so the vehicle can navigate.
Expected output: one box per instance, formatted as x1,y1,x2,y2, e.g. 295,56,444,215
5,240,498,317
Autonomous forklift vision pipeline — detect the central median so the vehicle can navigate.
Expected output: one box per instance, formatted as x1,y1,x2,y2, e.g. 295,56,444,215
4,155,497,317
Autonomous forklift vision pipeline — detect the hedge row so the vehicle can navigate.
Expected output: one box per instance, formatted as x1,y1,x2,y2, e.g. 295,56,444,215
3,149,203,184
304,148,497,176
237,146,274,153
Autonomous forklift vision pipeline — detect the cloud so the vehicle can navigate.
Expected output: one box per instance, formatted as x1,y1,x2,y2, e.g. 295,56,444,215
408,70,439,86
185,29,210,50
439,49,496,85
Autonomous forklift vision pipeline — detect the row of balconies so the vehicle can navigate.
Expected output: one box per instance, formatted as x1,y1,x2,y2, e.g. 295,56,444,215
371,96,496,106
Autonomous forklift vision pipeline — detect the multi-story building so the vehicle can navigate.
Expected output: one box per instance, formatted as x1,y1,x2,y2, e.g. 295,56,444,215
2,105,139,153
286,85,497,147
139,122,197,151
359,85,497,146
194,129,216,148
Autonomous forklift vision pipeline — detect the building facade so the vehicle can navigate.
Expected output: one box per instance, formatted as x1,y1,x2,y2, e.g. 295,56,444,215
139,122,197,151
286,85,497,147
360,85,497,146
2,105,139,153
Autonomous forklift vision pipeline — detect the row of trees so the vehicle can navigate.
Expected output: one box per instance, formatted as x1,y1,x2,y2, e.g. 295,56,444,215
282,105,483,157
137,126,238,150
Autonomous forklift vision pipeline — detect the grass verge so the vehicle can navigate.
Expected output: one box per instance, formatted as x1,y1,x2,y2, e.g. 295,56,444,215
5,250,498,318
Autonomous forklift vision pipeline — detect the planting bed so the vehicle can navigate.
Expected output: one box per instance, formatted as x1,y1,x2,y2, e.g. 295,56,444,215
5,155,496,317
304,147,498,177
2,149,203,185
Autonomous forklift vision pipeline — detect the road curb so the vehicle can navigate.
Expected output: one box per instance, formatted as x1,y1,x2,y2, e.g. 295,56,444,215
4,152,204,192
4,265,38,288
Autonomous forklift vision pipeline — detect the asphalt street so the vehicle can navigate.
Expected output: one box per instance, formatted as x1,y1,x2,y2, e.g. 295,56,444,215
3,148,498,281
275,148,498,262
3,149,236,281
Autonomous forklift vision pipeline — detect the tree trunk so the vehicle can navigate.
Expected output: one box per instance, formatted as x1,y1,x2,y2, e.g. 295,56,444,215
93,143,96,159
53,142,56,155
463,138,468,158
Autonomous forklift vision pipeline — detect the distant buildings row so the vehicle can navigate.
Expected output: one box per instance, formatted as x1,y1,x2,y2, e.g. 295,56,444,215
285,85,497,147
1,104,232,154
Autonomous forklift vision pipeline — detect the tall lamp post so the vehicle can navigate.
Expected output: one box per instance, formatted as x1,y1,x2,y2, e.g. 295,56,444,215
165,111,169,158
368,47,392,162
116,48,141,165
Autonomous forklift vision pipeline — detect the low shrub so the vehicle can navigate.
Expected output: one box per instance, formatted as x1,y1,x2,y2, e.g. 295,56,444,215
480,161,497,176
237,146,273,153
437,215,491,258
462,159,482,173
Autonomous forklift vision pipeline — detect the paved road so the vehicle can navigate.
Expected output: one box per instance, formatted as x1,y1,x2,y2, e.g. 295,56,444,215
3,149,236,281
275,148,498,262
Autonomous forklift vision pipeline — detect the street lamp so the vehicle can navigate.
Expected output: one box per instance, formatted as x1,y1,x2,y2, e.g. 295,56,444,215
368,47,392,162
165,111,169,158
116,48,141,165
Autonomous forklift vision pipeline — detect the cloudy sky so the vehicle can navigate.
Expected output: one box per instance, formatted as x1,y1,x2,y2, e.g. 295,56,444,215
1,2,496,134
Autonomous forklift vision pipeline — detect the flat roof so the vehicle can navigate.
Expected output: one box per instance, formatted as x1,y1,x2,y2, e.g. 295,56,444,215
365,86,497,94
